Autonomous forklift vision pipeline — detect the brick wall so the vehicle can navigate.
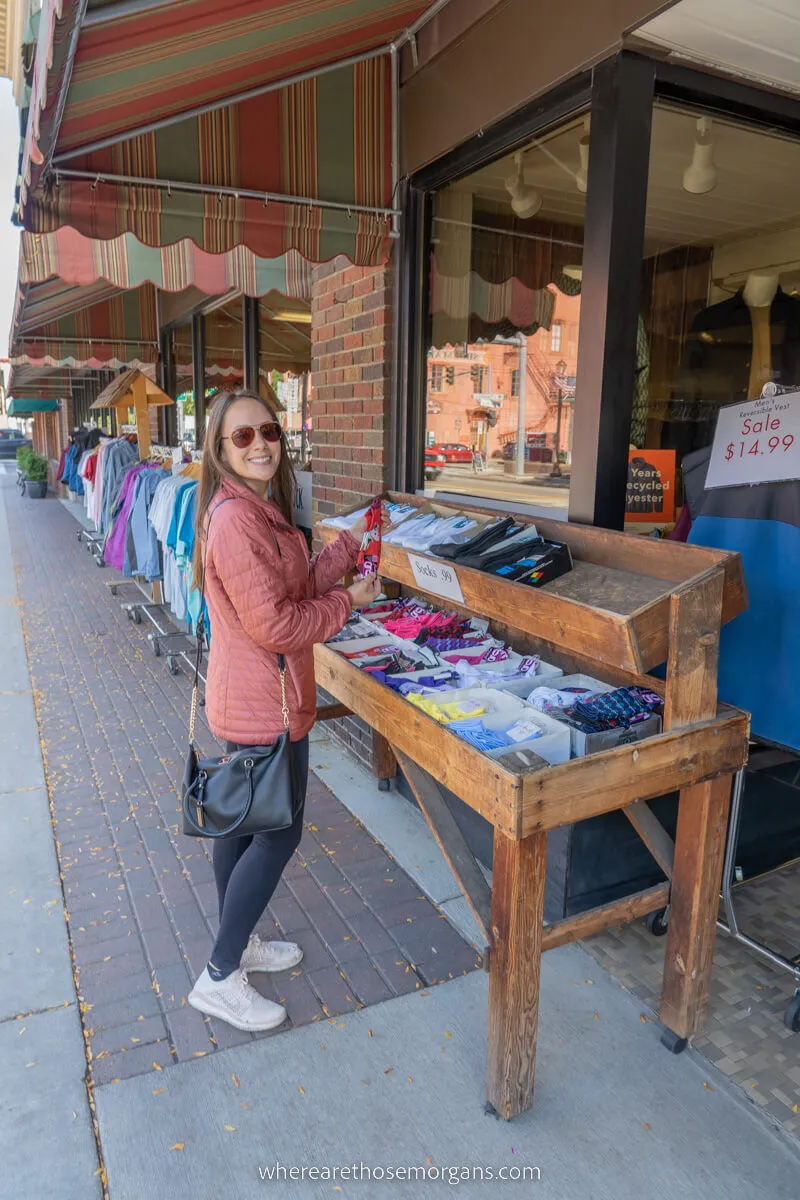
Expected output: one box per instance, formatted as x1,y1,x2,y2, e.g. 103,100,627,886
310,255,395,777
310,256,392,527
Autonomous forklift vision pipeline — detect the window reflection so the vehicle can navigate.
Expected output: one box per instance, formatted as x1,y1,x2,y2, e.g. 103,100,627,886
425,115,588,517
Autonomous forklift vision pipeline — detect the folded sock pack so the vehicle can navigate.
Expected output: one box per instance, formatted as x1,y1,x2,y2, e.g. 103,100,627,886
356,497,382,578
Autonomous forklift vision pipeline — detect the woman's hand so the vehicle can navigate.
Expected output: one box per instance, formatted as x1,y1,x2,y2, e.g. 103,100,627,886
346,573,381,609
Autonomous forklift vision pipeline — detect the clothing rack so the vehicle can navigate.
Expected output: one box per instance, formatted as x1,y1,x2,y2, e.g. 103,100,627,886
106,576,207,682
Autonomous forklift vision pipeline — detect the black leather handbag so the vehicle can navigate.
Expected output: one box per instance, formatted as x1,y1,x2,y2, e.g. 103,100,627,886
181,499,301,840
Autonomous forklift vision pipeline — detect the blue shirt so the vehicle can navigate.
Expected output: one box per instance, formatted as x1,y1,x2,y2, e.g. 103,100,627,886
126,467,167,579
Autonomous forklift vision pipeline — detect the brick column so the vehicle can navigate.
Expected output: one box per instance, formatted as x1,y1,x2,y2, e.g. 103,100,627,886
310,255,395,777
310,256,391,527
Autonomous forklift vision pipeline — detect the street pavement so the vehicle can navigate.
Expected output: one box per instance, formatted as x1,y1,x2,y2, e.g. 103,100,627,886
1,471,798,1199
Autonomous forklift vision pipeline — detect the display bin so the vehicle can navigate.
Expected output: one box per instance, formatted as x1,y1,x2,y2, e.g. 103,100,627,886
315,491,750,1121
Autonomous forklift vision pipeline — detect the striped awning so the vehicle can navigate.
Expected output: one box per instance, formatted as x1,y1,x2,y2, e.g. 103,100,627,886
8,362,78,400
19,227,312,298
13,234,312,374
11,279,160,370
19,1,426,263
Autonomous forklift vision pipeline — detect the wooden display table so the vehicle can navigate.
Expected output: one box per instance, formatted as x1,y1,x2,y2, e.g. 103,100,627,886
316,493,749,1120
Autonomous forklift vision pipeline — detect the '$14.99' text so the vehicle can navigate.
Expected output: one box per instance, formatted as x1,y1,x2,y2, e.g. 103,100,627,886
726,434,794,460
725,412,794,462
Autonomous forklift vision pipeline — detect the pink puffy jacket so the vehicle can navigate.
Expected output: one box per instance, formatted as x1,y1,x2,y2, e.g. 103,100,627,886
203,477,359,745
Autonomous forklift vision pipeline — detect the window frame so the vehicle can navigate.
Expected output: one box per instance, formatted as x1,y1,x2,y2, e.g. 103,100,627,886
397,49,800,528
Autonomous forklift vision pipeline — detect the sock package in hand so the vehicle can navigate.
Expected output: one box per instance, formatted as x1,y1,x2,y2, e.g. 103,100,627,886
356,498,382,578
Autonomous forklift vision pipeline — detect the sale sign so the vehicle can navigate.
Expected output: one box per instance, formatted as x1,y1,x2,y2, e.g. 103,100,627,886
626,450,676,522
705,389,800,490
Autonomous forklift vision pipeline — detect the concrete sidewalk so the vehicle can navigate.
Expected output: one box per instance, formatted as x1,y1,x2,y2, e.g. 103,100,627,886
0,477,102,1200
2,474,799,1200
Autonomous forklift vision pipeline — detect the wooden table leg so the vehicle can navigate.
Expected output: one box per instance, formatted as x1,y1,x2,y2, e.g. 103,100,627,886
659,774,732,1043
486,828,546,1120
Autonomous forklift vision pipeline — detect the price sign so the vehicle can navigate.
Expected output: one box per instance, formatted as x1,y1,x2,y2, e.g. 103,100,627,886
407,553,464,603
706,389,800,489
293,470,312,529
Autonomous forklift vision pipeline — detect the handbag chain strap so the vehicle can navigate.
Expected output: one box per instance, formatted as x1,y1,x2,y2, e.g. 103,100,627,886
189,495,290,745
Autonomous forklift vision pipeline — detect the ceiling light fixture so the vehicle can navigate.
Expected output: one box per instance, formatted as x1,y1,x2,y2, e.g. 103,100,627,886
575,118,590,194
505,151,542,220
682,117,718,195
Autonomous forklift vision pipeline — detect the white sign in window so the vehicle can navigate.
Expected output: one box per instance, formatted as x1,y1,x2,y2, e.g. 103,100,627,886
706,389,800,490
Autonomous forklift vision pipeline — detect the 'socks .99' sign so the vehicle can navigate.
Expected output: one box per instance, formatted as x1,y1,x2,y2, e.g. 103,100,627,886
407,554,465,603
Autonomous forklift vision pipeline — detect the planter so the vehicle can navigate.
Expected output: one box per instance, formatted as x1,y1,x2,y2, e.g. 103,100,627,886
24,481,47,499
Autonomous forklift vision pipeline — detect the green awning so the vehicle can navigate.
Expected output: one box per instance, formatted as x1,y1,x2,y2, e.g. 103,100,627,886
7,399,59,416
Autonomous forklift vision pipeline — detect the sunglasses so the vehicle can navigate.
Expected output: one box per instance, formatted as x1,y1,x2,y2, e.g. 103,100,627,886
223,422,282,449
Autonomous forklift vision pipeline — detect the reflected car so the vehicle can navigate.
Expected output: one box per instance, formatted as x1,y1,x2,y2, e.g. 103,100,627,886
424,450,447,481
431,442,473,463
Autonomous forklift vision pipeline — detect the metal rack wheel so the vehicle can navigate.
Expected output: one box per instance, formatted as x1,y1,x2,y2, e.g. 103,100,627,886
646,907,670,937
660,1028,688,1055
109,583,117,594
132,608,142,625
784,992,800,1033
125,606,134,621
150,636,161,657
167,655,180,676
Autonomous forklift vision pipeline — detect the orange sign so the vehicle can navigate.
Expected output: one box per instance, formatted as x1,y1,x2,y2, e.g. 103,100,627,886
626,450,676,523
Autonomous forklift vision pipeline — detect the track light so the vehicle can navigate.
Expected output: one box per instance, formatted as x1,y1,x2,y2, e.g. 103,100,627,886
505,152,542,220
683,117,718,195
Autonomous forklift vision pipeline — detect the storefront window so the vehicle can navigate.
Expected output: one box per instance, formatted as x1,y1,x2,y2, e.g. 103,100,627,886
204,299,245,399
634,103,800,520
258,295,312,470
424,114,587,517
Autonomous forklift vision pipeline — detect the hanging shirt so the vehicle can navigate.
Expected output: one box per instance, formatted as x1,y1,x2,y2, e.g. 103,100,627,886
104,463,149,571
126,466,168,579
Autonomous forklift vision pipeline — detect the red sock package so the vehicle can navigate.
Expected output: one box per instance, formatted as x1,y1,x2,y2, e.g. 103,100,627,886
356,497,382,578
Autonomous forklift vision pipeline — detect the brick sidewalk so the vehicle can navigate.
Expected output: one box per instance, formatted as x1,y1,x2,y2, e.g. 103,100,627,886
7,485,481,1087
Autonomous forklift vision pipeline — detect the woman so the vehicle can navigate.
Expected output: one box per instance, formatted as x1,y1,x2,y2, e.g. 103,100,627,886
187,388,379,1031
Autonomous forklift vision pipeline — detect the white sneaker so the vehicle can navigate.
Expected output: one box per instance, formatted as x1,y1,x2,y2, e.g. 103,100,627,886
188,967,287,1032
240,934,304,974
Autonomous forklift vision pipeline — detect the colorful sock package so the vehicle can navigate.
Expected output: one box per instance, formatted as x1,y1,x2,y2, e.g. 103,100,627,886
356,497,383,578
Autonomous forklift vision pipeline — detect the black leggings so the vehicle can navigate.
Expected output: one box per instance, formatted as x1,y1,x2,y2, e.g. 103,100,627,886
208,737,309,977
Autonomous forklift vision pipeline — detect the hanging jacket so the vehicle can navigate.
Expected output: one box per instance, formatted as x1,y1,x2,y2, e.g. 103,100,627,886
204,476,360,745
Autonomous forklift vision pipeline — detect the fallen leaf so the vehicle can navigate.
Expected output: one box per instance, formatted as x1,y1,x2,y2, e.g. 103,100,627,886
298,1085,305,1094
593,1013,599,1020
152,1062,162,1071
232,1074,240,1088
368,1029,373,1038
407,1077,413,1083
170,1144,184,1152
639,1014,647,1024
384,1068,393,1075
193,1051,207,1058
224,1125,236,1132
702,1081,715,1091
426,1157,433,1165
643,1123,651,1131
152,1089,165,1095
444,1031,452,1039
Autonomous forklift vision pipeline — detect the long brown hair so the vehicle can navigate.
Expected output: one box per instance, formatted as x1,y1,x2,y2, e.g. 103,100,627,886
191,387,295,591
